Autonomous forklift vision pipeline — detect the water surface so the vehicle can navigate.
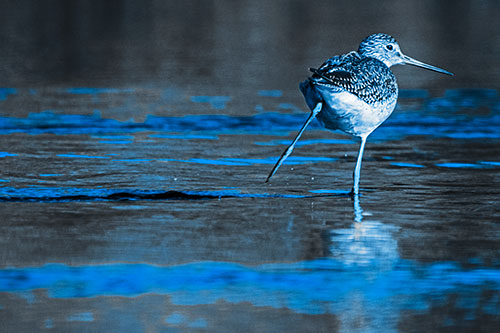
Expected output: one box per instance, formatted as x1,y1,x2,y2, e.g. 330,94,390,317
1,86,499,332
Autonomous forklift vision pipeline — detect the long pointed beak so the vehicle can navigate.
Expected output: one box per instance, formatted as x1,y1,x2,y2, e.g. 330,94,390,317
401,54,453,76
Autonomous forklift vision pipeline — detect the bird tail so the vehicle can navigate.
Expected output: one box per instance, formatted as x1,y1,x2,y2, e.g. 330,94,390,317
299,78,323,112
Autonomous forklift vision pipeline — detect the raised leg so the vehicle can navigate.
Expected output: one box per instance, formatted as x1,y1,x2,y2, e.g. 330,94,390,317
351,135,368,195
265,102,322,182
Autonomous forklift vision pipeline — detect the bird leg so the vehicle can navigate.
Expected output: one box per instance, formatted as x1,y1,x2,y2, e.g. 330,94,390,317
351,135,368,195
266,102,323,182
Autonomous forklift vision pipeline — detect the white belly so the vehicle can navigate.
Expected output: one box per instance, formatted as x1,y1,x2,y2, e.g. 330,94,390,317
315,90,396,137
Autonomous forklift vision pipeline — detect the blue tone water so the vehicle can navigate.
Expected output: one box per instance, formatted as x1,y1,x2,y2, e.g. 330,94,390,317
1,87,499,331
0,89,498,139
2,1,500,329
66,88,135,95
0,187,310,202
190,96,231,109
0,88,17,100
258,90,283,97
1,259,499,315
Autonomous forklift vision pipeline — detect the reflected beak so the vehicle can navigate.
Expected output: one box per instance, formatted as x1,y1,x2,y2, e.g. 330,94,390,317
401,54,453,76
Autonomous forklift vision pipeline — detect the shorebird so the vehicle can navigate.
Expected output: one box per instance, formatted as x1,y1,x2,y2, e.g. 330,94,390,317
266,33,452,195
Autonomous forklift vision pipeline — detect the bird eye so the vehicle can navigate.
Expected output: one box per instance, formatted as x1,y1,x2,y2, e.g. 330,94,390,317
386,44,393,51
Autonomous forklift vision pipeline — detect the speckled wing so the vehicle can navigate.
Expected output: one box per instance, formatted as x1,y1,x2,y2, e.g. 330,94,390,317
309,52,398,105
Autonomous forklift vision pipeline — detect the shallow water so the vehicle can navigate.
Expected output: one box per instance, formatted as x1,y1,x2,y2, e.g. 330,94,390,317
0,86,499,331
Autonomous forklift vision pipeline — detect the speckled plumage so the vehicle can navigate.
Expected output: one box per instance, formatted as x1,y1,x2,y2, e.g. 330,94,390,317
309,52,398,106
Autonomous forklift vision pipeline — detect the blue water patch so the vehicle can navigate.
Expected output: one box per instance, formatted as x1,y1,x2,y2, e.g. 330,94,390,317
0,152,17,157
390,162,425,168
258,90,283,97
0,260,498,316
91,135,135,140
191,96,231,109
39,174,62,177
445,132,499,139
57,153,109,159
255,138,354,146
254,104,265,112
309,189,351,195
0,88,17,100
67,312,94,322
66,88,134,95
149,134,218,140
436,163,485,169
165,313,186,325
165,314,207,328
111,205,147,210
99,140,133,144
0,111,129,135
44,319,53,329
278,102,301,111
435,162,500,169
479,161,500,166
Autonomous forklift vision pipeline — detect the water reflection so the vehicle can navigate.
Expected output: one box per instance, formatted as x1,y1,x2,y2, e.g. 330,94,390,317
327,195,399,268
354,195,363,223
1,195,499,332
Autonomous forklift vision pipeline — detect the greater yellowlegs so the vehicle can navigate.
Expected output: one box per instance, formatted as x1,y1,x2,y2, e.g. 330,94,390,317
266,33,453,195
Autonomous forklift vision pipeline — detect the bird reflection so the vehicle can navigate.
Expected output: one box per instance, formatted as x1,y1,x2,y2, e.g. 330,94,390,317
353,194,363,223
326,195,399,267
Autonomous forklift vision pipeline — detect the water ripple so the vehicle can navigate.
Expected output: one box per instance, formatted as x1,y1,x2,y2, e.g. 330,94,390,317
0,187,312,202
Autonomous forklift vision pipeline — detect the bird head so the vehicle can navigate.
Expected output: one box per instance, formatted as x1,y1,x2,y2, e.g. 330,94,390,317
358,33,453,75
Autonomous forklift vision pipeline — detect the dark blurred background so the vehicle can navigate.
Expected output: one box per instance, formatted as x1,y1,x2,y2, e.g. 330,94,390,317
1,0,499,89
